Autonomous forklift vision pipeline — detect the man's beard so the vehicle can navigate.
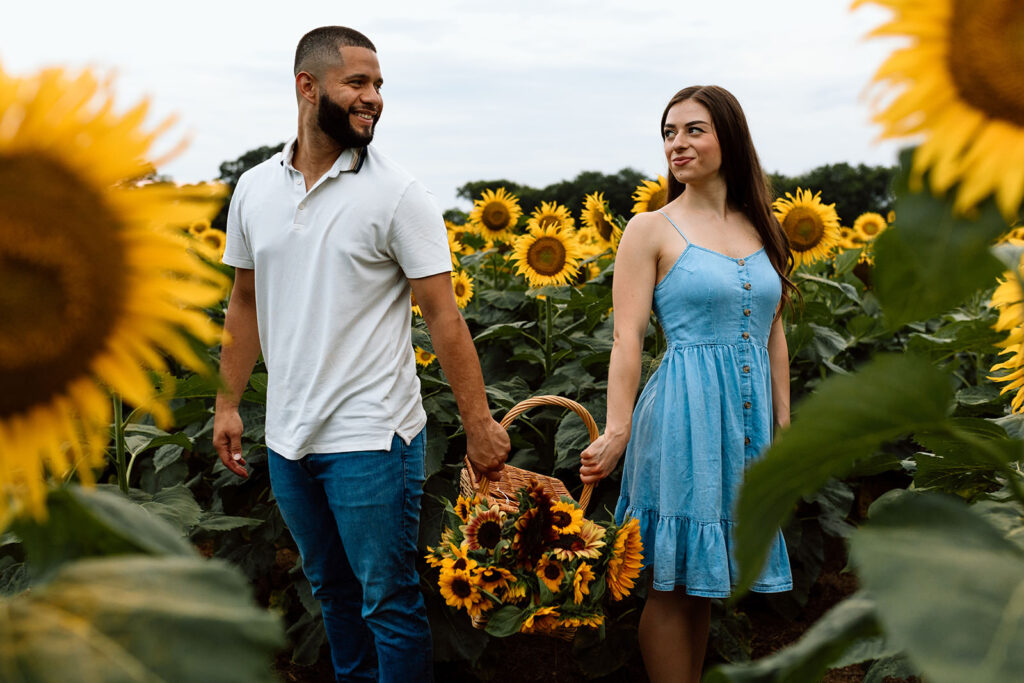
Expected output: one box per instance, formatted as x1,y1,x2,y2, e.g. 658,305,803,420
317,90,376,148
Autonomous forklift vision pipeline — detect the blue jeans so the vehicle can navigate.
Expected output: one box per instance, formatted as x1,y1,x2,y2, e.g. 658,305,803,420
268,431,432,682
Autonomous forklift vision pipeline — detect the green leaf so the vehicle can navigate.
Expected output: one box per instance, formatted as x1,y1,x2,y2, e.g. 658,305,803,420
425,418,449,479
554,410,593,472
11,486,196,581
473,321,536,343
872,154,1008,328
849,493,1024,683
483,605,527,637
123,424,193,458
194,512,264,533
704,594,881,683
169,373,221,399
734,354,952,596
0,555,284,682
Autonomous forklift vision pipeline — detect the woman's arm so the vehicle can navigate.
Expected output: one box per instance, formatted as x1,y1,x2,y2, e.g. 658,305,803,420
767,313,791,430
579,215,660,484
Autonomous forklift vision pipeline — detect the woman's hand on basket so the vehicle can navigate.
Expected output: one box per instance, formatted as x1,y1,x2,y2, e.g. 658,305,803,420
579,432,628,485
466,417,510,482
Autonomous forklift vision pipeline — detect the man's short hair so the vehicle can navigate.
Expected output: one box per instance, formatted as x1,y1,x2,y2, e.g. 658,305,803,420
294,27,376,77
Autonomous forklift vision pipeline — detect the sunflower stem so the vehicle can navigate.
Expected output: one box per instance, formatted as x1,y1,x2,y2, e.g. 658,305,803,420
112,393,128,494
544,296,553,378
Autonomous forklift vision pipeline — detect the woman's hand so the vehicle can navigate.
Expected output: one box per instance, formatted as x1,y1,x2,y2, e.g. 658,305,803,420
579,431,629,485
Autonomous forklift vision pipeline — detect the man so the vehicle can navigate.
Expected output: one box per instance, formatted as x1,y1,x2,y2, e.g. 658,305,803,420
213,26,509,682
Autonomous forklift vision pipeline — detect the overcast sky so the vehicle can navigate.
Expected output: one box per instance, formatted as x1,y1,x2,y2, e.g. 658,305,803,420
4,0,904,211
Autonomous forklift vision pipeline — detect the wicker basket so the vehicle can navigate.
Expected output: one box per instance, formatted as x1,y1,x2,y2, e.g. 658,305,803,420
458,394,600,640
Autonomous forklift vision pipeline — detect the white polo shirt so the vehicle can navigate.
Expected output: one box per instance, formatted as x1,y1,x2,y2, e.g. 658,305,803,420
223,139,452,459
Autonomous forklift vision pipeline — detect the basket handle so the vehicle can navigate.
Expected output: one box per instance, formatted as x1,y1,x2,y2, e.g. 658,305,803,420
470,394,600,513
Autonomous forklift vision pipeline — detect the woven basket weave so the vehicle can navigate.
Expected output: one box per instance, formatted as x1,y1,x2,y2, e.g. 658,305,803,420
458,394,600,640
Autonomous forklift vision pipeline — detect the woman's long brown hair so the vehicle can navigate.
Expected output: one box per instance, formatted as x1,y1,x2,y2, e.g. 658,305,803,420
661,85,796,309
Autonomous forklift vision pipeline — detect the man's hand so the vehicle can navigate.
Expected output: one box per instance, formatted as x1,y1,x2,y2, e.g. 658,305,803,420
213,406,248,478
579,431,628,485
465,417,510,482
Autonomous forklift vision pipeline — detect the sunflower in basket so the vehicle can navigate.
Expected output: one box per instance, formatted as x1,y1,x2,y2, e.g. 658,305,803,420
426,479,644,638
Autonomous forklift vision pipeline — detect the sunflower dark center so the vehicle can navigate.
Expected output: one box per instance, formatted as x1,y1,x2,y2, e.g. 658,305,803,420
595,214,614,241
552,511,572,529
0,154,126,418
452,577,472,598
949,0,1024,125
538,215,560,228
482,202,511,231
543,564,561,580
783,209,825,251
455,282,466,297
526,237,568,276
477,520,502,548
481,568,501,583
861,220,882,236
453,558,468,571
647,188,667,212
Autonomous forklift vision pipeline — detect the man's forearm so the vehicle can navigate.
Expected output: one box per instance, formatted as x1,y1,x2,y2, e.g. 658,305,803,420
216,293,261,410
424,310,491,426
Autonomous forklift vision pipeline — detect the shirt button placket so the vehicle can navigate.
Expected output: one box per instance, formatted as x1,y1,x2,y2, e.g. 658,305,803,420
738,258,753,452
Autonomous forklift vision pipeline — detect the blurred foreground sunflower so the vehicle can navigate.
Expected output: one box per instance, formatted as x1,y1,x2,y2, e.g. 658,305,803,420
528,201,574,232
852,212,888,241
988,243,1024,411
631,175,669,214
772,188,841,267
0,66,227,518
606,517,643,601
468,187,522,243
511,225,583,288
451,270,474,309
580,192,621,248
856,0,1024,218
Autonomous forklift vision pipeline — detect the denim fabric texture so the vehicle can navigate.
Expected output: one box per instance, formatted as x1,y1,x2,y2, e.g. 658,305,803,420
615,211,793,597
268,430,432,682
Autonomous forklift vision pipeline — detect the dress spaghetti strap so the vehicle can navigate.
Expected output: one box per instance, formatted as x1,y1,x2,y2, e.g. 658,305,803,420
657,210,691,245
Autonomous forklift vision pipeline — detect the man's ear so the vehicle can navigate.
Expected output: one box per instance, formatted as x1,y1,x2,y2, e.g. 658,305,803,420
295,71,318,105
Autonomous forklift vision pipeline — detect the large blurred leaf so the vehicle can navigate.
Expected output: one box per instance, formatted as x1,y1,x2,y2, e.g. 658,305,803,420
704,594,881,683
0,555,283,682
850,493,1024,683
734,354,952,595
872,153,1007,328
11,487,195,581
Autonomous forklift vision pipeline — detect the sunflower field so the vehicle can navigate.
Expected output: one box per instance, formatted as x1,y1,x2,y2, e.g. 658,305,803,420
2,0,1024,681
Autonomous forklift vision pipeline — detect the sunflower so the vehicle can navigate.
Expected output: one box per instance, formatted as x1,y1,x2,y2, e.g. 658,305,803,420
439,567,491,617
560,613,604,629
551,518,607,561
550,500,584,536
500,581,529,605
989,245,1024,411
855,0,1024,218
853,212,888,241
535,554,567,593
441,542,478,574
197,228,227,260
451,270,474,309
477,566,514,593
580,192,622,248
410,290,421,317
632,175,669,214
424,544,447,568
468,187,522,243
446,220,475,256
0,66,228,519
520,606,559,634
414,346,436,368
837,226,856,250
772,188,842,267
511,225,584,288
572,563,596,604
454,493,481,522
528,201,575,232
461,505,504,551
606,517,644,601
187,219,211,236
447,231,463,265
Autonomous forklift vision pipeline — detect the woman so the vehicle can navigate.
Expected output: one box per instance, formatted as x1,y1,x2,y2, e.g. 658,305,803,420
580,85,795,682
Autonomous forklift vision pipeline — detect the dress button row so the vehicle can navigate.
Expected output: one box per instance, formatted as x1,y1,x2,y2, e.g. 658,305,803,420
737,258,745,266
743,282,752,290
742,366,750,373
743,401,751,409
744,436,751,445
742,332,750,340
743,309,751,316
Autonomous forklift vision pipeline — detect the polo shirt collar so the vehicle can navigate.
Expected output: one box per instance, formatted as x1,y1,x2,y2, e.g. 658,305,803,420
280,137,365,177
